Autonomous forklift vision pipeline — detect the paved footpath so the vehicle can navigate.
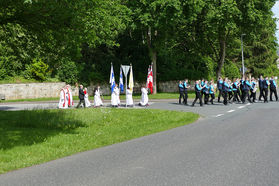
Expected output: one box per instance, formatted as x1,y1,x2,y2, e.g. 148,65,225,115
1,100,279,185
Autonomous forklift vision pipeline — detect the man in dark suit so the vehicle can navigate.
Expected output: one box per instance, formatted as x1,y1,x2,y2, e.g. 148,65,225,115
76,84,86,108
258,75,264,101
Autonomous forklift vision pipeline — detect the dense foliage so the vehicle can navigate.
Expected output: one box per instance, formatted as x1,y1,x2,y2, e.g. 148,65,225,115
0,0,278,90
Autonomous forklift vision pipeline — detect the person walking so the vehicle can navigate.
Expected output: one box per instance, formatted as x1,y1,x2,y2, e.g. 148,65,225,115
250,77,257,102
263,77,269,103
223,78,230,105
258,75,264,101
269,76,278,101
203,80,209,104
217,77,223,103
183,79,190,105
242,77,252,103
76,84,86,108
192,80,204,107
178,81,184,104
209,80,215,104
93,86,103,107
84,87,91,107
232,78,241,103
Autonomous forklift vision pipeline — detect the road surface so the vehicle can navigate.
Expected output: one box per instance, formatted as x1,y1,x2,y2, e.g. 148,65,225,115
0,100,279,185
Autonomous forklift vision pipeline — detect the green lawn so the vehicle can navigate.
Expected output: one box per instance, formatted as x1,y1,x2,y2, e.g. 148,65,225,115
0,108,198,174
0,92,196,103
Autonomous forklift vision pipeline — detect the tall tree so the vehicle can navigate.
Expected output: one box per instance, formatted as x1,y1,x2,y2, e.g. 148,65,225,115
127,0,182,93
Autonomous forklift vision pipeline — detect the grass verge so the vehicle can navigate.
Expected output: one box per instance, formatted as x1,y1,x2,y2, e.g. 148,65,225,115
0,92,196,103
0,108,199,174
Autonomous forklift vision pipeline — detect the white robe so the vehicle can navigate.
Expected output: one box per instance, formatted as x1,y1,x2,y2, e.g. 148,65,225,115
139,88,148,106
111,87,120,106
94,89,103,107
58,89,68,109
84,93,91,107
66,88,74,106
126,89,133,106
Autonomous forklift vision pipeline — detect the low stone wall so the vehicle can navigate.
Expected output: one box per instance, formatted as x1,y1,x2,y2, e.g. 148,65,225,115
0,82,67,100
158,81,195,93
0,82,144,100
0,81,196,100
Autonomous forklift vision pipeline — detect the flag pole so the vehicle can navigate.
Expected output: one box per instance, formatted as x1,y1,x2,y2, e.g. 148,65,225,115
125,68,128,108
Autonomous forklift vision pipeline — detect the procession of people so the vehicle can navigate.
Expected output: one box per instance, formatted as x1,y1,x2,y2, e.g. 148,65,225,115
58,74,278,109
178,75,278,107
58,83,150,109
58,61,277,109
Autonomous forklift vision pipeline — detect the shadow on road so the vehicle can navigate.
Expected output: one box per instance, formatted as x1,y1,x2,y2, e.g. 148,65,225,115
0,106,18,111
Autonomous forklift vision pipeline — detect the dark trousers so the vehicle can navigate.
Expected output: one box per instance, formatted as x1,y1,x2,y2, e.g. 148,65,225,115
250,90,256,102
258,88,264,101
233,90,240,102
242,90,252,103
204,93,209,104
264,88,268,103
192,91,203,106
223,91,228,105
179,92,184,104
201,91,204,99
228,91,233,101
240,88,244,101
184,91,188,104
76,99,85,108
218,89,223,102
209,94,215,104
270,88,278,101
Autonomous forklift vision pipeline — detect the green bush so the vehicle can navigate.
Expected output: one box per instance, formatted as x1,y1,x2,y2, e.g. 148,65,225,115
24,58,49,81
0,56,18,80
57,58,78,84
224,61,240,79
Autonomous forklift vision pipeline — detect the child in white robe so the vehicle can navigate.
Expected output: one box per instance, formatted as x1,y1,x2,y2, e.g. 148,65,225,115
139,86,149,106
58,88,68,109
126,87,133,107
94,86,103,107
111,84,120,107
84,88,91,107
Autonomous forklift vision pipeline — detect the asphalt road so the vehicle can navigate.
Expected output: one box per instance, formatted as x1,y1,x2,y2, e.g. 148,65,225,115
1,100,279,185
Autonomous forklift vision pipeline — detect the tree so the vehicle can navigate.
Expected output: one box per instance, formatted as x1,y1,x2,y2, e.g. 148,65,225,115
127,0,182,93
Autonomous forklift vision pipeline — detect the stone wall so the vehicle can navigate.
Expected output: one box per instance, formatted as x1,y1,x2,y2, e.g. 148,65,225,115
0,82,145,100
158,80,195,93
0,81,196,100
0,82,67,100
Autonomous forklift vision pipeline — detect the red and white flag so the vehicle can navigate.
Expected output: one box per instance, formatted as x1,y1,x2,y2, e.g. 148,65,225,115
146,65,153,94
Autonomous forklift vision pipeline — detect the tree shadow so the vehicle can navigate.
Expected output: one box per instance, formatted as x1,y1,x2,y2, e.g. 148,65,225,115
0,110,86,150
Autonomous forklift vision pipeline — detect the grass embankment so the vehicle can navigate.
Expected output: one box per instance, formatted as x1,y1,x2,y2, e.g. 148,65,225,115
0,76,60,84
0,92,196,103
0,108,199,174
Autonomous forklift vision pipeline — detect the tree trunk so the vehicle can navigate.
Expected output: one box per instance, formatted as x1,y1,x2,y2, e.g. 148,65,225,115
151,49,157,94
216,40,226,79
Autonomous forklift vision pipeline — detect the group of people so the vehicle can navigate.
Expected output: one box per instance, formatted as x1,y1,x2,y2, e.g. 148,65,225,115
58,84,103,109
58,84,74,109
110,84,149,107
75,85,104,108
59,84,150,109
178,75,278,107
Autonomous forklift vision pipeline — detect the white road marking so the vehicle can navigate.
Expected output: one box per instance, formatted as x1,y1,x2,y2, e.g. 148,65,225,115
216,114,224,117
238,106,245,109
246,103,251,106
228,110,235,113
